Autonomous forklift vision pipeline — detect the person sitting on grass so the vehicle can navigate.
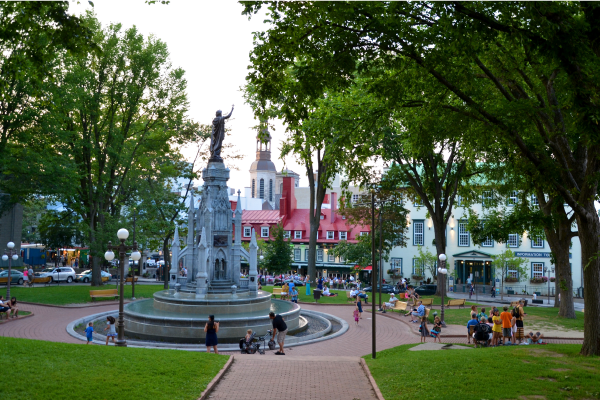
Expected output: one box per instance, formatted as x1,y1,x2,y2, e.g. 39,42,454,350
527,331,544,344
466,313,479,344
322,286,338,297
382,293,399,313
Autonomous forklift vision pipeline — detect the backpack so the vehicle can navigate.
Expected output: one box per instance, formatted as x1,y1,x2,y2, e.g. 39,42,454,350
476,323,491,334
512,307,521,319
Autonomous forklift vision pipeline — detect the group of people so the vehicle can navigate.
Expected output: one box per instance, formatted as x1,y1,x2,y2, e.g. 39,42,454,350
21,266,35,287
0,295,19,319
467,302,543,346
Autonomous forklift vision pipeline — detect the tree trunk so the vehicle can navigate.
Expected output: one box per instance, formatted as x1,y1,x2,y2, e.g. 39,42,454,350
89,213,103,286
576,202,600,356
432,216,447,296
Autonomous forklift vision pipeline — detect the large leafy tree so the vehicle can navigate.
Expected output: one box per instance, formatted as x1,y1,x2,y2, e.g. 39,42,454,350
242,1,600,356
52,15,193,286
262,224,293,276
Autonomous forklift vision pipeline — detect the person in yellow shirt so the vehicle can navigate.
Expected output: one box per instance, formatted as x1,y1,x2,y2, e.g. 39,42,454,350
492,309,502,346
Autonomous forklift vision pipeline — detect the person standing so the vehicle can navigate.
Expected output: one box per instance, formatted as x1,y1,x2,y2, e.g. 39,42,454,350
419,316,429,343
85,322,94,344
269,312,287,355
28,266,34,287
356,297,363,319
204,315,219,354
491,309,502,346
104,316,117,345
305,275,311,296
353,306,360,325
513,302,525,344
500,306,513,345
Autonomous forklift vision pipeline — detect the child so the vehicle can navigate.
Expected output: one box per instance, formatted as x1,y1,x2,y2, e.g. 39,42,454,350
104,316,117,345
291,287,298,303
85,322,94,344
419,316,429,343
430,316,442,343
353,306,360,325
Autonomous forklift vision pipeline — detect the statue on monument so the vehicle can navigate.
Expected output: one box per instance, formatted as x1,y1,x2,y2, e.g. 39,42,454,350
210,105,234,161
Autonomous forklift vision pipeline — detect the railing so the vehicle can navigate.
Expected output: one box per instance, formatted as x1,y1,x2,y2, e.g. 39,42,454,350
239,278,249,288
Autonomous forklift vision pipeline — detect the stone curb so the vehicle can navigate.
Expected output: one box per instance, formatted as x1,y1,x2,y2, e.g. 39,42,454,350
20,300,131,309
197,355,234,400
0,312,35,324
66,309,350,351
360,358,385,400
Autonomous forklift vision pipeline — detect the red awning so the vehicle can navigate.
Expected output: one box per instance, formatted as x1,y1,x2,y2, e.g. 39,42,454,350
353,265,372,270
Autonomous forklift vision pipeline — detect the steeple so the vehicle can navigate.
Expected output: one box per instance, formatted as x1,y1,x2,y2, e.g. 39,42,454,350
250,129,276,201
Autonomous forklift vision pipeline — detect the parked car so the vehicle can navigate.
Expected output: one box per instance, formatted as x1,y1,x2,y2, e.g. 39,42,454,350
0,270,24,285
36,267,77,283
363,284,400,294
75,269,112,283
274,278,305,287
414,284,437,296
261,275,274,284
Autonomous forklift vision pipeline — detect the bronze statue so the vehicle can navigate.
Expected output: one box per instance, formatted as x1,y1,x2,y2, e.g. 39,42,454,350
210,105,234,161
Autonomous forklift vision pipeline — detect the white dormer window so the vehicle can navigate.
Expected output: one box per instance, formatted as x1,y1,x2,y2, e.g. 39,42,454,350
339,232,347,240
320,214,325,220
283,231,291,239
294,231,302,239
243,227,251,237
360,231,369,236
326,231,334,239
261,227,269,238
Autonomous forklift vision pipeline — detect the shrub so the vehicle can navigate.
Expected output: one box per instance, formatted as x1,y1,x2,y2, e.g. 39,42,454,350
504,277,518,283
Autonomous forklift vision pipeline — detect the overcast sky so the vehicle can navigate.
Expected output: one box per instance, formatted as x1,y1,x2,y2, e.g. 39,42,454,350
68,0,302,192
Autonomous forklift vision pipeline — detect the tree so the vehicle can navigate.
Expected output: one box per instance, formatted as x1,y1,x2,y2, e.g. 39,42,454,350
21,198,48,244
413,246,437,283
262,224,293,276
490,250,529,301
242,0,600,356
38,210,86,255
51,15,193,286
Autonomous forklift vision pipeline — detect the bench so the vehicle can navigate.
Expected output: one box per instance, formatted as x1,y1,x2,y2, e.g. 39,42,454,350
419,298,434,306
392,301,408,313
89,289,119,301
32,276,52,287
124,277,138,284
272,287,288,300
102,276,110,283
0,277,8,285
446,299,466,308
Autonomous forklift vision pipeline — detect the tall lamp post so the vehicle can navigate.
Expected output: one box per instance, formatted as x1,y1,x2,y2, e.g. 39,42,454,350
2,242,19,299
437,253,448,327
104,228,141,347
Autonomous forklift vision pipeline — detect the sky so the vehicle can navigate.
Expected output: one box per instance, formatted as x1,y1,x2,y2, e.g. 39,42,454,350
68,0,302,192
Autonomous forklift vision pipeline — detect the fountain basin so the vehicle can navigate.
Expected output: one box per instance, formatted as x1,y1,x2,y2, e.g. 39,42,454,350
123,291,301,343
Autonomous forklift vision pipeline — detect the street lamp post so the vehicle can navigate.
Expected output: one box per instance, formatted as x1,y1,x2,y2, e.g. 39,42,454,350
104,228,141,347
2,242,19,299
371,189,376,359
544,266,555,305
437,253,448,328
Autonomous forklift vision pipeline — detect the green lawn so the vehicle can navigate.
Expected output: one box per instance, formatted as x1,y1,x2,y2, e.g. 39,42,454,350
261,285,351,304
0,336,228,400
8,284,164,305
366,344,600,400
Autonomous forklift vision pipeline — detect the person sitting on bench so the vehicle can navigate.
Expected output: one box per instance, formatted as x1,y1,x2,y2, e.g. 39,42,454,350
382,294,399,313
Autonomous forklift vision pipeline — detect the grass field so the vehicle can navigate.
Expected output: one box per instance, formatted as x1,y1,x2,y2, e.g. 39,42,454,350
366,344,600,400
260,285,352,304
0,336,228,400
8,284,164,305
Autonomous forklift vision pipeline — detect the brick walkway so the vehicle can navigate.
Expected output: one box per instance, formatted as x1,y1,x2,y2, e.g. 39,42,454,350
209,356,377,400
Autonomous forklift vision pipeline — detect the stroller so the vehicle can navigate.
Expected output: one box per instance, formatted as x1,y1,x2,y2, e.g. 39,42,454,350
239,330,275,355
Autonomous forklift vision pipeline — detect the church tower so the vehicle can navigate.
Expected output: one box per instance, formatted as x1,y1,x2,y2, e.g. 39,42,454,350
249,131,277,208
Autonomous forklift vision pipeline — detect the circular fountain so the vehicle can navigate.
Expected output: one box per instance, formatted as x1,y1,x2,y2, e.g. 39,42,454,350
123,289,302,343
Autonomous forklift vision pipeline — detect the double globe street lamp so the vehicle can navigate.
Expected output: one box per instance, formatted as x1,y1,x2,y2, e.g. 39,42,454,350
104,228,141,347
2,242,20,299
437,253,448,328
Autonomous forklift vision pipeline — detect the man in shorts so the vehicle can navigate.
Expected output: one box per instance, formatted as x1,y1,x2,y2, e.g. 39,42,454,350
500,306,513,345
270,311,288,355
382,293,399,313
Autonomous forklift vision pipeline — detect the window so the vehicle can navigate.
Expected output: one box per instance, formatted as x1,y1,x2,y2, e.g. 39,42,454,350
320,214,325,220
481,222,493,247
352,194,360,203
339,231,347,240
261,227,269,238
531,236,544,248
269,179,273,201
243,227,251,237
507,233,519,248
360,231,369,236
455,195,462,207
294,249,301,261
283,231,291,239
280,183,283,194
305,249,309,261
328,253,335,262
532,262,544,279
317,249,323,262
507,262,519,279
390,258,402,274
339,256,345,263
508,191,518,206
412,258,424,275
326,231,334,239
482,190,493,207
531,194,539,209
414,198,422,207
259,179,265,199
413,221,424,246
252,179,255,198
458,221,470,247
294,231,302,239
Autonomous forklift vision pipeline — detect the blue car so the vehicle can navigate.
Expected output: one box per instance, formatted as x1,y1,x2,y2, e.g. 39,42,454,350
0,270,24,285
